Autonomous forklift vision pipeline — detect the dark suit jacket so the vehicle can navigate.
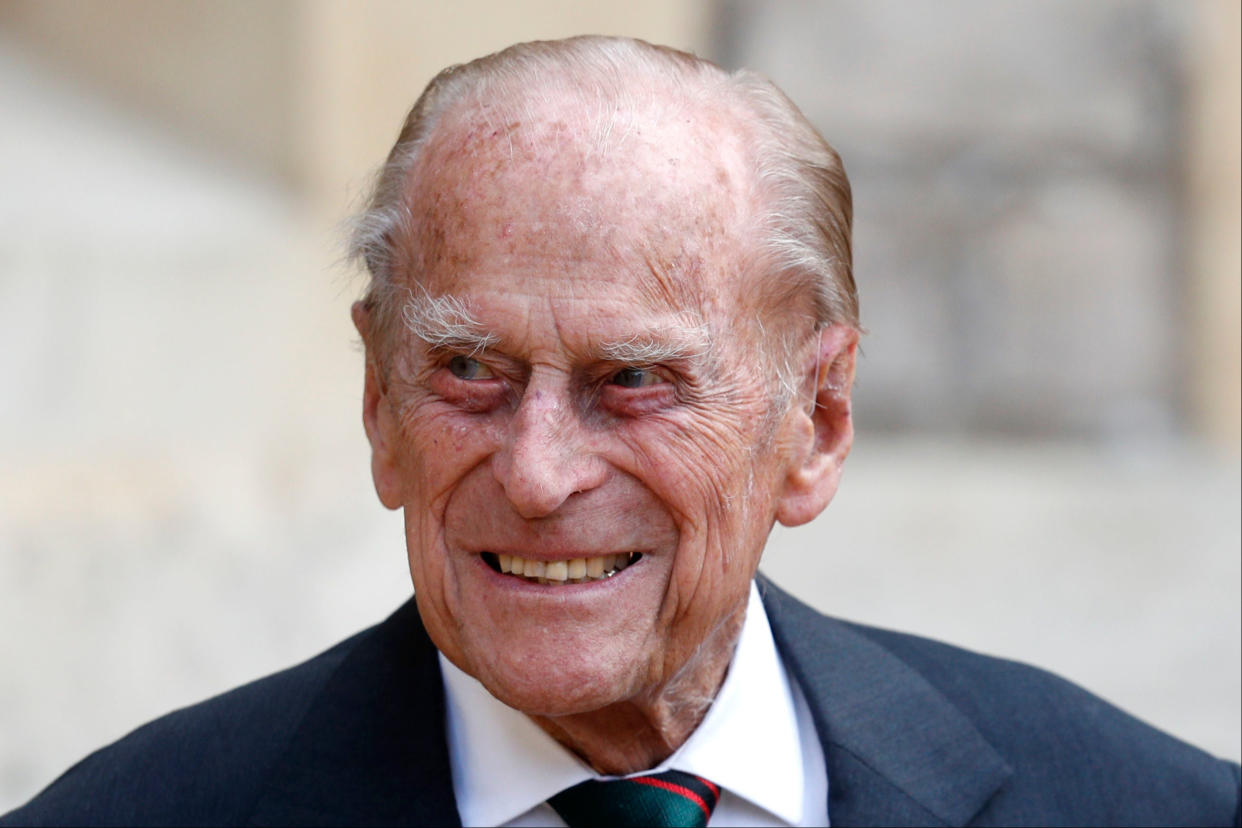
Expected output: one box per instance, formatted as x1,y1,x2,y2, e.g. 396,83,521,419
4,578,1239,826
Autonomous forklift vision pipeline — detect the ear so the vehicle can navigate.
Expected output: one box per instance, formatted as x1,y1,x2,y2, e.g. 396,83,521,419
352,301,405,510
775,324,858,527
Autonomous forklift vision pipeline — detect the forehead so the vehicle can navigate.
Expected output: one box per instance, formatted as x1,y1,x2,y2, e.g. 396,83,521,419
402,84,759,319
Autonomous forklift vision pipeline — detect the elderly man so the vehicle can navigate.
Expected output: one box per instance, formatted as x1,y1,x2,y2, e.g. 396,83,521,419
4,36,1238,828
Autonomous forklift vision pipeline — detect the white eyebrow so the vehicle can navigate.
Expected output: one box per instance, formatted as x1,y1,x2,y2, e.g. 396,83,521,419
599,319,711,365
401,289,498,354
402,288,711,365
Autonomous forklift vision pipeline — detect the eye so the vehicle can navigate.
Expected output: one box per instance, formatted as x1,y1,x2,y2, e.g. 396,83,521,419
609,367,664,388
447,355,495,380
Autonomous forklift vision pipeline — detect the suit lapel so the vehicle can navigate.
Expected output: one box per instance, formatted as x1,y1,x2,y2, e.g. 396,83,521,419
247,600,462,827
243,580,1010,826
759,576,1012,827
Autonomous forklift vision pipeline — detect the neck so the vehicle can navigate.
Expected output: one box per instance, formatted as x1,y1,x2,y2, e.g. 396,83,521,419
527,604,746,775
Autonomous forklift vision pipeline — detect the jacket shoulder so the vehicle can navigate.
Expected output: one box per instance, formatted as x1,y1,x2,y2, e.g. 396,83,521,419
1,623,373,827
849,621,1240,825
760,576,1237,828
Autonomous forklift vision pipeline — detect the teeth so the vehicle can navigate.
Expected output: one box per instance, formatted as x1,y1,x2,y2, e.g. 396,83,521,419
493,552,637,584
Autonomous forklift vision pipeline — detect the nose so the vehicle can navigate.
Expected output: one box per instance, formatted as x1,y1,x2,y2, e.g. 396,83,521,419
492,378,607,518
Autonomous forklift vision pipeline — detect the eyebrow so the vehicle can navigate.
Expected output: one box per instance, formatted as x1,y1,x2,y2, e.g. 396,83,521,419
401,289,711,365
598,321,711,365
401,290,498,354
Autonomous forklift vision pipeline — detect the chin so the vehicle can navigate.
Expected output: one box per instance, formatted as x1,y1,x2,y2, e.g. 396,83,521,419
461,639,652,717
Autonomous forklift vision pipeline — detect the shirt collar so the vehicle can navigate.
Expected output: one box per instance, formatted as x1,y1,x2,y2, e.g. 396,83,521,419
440,581,806,826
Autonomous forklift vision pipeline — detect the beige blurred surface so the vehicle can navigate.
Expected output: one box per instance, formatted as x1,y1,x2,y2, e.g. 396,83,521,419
1,1,1238,813
1187,0,1242,447
0,0,712,206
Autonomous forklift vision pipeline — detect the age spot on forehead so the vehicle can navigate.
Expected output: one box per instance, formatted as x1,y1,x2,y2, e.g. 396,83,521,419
405,90,760,325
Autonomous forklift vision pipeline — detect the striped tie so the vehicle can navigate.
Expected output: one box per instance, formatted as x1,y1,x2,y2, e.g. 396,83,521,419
549,770,721,827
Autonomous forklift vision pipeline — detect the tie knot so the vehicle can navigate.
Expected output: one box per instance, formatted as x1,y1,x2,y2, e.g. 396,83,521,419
549,770,720,828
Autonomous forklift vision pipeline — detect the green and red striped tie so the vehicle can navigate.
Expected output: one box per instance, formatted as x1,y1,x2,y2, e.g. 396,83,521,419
549,770,721,827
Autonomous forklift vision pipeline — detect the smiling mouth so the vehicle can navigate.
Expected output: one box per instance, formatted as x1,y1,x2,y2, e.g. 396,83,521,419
482,551,642,584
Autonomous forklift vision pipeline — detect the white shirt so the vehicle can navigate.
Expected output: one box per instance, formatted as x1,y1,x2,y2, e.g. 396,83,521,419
439,581,829,826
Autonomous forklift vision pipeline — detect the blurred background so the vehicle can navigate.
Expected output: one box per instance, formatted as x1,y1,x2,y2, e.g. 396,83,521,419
1,0,1237,809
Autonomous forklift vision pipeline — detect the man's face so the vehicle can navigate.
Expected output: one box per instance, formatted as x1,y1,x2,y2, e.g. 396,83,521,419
362,95,815,716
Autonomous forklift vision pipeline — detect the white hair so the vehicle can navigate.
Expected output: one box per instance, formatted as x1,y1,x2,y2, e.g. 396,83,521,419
348,35,857,376
598,324,710,366
402,287,711,371
400,287,497,355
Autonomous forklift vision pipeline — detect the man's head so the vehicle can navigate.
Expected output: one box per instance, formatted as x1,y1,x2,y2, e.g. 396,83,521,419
348,36,858,751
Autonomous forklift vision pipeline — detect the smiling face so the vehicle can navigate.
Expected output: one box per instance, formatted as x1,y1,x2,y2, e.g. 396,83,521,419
356,88,842,722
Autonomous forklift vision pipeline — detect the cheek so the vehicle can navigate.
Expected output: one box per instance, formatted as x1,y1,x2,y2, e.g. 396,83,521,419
396,408,504,649
395,404,504,507
615,407,780,601
621,408,771,523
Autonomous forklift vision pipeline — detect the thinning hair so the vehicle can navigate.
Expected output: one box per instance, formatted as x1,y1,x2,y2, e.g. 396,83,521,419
348,35,857,367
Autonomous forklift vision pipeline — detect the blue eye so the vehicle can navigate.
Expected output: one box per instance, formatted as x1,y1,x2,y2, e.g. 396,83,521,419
448,355,494,380
610,367,662,388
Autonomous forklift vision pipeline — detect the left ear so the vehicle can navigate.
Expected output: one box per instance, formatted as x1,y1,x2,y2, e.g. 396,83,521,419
775,324,858,527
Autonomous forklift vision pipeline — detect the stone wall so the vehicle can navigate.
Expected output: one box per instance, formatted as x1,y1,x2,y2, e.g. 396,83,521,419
717,0,1238,443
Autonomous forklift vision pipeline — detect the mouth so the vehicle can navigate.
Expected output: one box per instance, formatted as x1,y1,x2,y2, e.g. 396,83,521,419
481,551,643,585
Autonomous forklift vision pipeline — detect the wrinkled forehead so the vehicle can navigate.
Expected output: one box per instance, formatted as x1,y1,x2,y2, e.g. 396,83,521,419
401,82,760,316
